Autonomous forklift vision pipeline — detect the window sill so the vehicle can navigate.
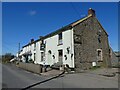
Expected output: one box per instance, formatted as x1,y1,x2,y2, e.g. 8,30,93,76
98,60,103,62
57,43,63,46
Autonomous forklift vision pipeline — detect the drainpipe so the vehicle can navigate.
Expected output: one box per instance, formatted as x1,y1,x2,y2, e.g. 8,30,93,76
71,28,74,67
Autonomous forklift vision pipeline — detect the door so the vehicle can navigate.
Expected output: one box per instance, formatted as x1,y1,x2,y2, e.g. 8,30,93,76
41,52,44,62
58,50,63,65
47,50,52,65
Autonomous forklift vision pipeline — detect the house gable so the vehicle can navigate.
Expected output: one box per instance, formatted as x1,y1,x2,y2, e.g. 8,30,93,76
73,15,111,70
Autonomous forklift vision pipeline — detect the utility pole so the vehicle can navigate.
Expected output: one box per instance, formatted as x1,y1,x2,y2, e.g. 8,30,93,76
18,43,20,61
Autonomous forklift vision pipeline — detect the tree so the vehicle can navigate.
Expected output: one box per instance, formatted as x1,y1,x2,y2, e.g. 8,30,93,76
2,53,15,63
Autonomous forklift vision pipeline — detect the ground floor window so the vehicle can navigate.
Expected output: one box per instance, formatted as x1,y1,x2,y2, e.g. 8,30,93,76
97,49,103,61
41,52,44,61
34,53,36,61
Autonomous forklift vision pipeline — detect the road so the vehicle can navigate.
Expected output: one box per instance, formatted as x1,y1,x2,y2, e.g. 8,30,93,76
2,63,118,89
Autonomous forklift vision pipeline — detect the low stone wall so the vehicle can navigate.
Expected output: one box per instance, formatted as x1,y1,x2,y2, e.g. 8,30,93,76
18,62,42,74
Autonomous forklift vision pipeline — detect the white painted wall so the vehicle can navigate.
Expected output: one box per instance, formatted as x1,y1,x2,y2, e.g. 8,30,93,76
35,41,42,64
22,47,26,54
30,43,36,61
20,29,75,68
45,35,58,66
20,43,36,62
44,29,74,68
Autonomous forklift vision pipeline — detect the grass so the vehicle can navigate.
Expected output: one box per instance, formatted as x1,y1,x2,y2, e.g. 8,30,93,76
90,66,101,70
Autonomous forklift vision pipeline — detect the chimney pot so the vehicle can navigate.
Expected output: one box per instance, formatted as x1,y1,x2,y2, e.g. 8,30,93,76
88,8,95,17
31,39,34,43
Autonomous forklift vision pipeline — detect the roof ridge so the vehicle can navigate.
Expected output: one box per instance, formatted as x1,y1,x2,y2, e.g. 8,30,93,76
71,14,92,27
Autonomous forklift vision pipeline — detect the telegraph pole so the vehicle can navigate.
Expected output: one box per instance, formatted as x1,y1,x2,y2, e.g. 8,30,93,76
18,43,20,60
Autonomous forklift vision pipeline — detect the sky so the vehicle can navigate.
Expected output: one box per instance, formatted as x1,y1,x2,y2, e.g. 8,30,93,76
2,2,118,55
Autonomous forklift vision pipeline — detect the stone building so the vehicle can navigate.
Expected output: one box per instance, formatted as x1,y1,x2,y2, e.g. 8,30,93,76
18,8,114,72
73,9,111,71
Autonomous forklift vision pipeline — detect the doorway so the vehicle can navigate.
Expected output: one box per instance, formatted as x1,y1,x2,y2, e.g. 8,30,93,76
58,50,63,65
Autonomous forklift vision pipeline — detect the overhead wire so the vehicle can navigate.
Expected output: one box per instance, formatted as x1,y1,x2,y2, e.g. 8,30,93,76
69,2,81,18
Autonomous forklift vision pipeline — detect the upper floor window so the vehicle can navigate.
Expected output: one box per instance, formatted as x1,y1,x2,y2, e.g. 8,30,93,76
40,40,45,50
98,35,101,43
34,43,36,50
74,34,82,44
98,30,102,43
58,33,63,45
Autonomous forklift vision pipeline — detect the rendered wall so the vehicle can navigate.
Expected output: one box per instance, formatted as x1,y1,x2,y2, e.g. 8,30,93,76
44,29,74,68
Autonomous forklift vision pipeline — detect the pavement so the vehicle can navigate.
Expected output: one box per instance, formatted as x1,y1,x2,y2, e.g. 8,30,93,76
41,66,119,80
86,68,119,78
2,63,119,88
40,69,63,76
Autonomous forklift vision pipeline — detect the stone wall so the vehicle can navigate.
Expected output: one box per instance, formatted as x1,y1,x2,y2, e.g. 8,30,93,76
18,62,42,74
73,16,111,71
109,48,119,67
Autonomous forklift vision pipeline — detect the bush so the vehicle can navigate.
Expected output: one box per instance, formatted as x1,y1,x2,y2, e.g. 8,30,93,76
2,53,15,63
29,59,34,63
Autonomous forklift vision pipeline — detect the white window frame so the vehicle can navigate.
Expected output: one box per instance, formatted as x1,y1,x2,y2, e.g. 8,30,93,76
97,49,103,61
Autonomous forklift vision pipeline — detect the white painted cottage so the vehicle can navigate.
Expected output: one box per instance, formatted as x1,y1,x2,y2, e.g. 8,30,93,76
19,39,36,63
20,26,74,68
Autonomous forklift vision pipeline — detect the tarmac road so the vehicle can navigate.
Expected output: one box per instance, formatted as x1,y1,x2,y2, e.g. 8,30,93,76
2,63,119,89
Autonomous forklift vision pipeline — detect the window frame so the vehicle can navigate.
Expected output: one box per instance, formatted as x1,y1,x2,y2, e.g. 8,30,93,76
97,49,103,61
58,33,63,45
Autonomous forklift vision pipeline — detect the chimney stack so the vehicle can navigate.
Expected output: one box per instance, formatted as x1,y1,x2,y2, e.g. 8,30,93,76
88,8,96,17
31,39,34,43
39,36,43,39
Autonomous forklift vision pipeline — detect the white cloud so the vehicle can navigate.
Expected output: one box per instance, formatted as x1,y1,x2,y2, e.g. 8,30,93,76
80,14,86,17
29,10,37,16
